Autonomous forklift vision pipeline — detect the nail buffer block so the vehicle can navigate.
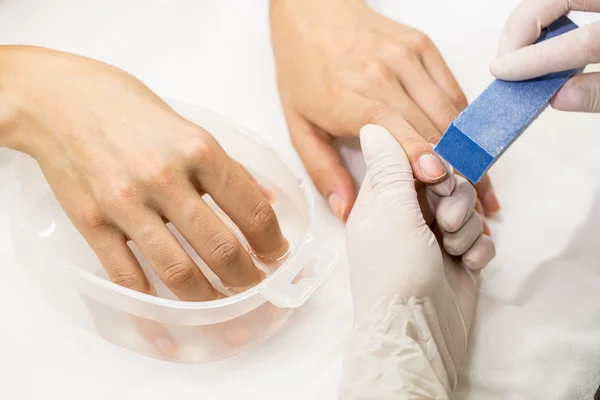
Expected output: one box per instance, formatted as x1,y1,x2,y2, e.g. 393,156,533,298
434,15,580,184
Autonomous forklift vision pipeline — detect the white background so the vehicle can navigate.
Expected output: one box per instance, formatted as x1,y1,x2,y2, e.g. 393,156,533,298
1,1,600,399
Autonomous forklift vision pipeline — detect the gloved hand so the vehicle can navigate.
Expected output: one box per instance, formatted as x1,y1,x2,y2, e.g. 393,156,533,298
340,125,495,399
270,0,500,222
490,0,600,112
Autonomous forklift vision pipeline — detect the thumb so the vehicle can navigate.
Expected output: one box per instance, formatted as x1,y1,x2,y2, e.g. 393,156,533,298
286,111,356,222
552,72,600,113
360,124,426,229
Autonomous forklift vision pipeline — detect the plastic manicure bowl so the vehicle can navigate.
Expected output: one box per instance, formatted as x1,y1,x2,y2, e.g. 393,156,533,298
7,100,340,362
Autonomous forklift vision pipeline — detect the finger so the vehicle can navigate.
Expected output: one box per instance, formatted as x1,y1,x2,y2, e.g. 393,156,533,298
130,284,180,357
426,156,455,197
416,181,437,226
287,109,356,222
491,22,600,81
162,186,265,292
193,139,288,259
552,72,600,112
435,176,476,233
443,212,483,256
496,0,600,55
350,97,448,183
462,234,496,270
91,229,152,294
391,55,462,132
359,124,426,231
476,199,492,236
421,43,469,110
91,231,181,356
234,161,276,203
362,78,441,143
125,214,220,301
474,174,500,216
131,315,179,358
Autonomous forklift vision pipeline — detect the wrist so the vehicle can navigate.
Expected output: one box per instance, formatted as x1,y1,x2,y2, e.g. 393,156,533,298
269,0,366,22
0,46,24,152
341,295,454,398
270,0,365,11
0,46,57,157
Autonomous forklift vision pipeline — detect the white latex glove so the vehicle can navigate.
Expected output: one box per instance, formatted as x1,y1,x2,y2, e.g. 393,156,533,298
340,125,496,399
490,0,600,112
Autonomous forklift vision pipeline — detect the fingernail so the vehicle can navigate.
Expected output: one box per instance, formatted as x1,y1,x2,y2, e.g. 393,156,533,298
328,193,346,221
417,153,447,181
482,187,500,216
154,338,178,356
225,327,251,346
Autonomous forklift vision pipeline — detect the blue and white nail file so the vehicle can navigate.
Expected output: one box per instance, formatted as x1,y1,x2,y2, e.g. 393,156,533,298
434,15,580,184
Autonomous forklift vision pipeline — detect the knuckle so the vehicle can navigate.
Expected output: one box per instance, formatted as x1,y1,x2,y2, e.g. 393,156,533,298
370,161,414,193
398,134,426,150
111,271,146,292
162,260,197,288
443,237,461,256
439,106,459,129
140,161,176,191
246,200,278,235
181,135,213,165
388,43,413,60
586,23,600,60
407,31,432,50
581,82,600,112
360,61,392,87
328,78,352,99
570,0,597,12
102,179,137,209
365,105,394,126
451,90,469,109
422,129,442,144
439,213,461,233
209,233,243,267
75,203,107,231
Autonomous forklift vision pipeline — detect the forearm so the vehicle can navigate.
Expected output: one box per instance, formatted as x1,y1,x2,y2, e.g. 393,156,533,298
0,45,90,157
340,295,456,399
270,0,364,13
269,0,367,28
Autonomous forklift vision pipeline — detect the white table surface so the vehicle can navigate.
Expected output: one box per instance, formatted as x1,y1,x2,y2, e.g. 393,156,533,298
1,1,600,399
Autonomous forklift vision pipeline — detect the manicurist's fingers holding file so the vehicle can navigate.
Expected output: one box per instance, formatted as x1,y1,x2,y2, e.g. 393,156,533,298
491,0,600,112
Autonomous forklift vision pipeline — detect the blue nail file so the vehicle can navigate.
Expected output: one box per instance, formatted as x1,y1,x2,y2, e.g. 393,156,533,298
434,15,580,184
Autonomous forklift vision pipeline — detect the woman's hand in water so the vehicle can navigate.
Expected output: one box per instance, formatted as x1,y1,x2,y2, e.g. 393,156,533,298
0,45,288,301
270,0,500,221
341,125,495,398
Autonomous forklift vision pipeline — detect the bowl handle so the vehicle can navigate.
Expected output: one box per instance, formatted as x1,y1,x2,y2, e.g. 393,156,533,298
258,238,339,308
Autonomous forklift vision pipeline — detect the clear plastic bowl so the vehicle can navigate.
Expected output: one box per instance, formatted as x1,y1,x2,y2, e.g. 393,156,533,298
7,100,340,363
